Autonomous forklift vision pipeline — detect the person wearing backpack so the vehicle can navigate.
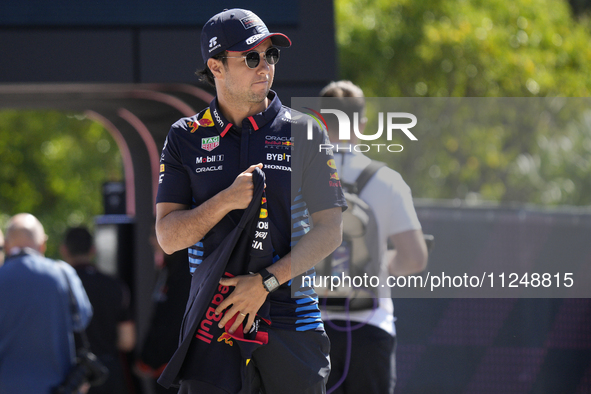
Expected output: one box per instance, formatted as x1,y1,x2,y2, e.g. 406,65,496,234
319,81,429,394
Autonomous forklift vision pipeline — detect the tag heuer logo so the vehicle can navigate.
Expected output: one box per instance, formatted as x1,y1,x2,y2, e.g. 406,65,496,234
201,136,220,152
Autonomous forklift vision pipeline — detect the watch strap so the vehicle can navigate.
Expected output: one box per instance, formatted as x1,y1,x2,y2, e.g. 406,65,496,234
259,268,272,280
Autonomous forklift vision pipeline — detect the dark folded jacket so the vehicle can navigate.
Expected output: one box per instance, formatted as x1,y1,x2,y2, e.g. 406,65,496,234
158,167,274,392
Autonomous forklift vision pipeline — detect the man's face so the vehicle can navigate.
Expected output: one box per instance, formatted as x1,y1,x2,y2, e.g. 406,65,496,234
218,38,275,104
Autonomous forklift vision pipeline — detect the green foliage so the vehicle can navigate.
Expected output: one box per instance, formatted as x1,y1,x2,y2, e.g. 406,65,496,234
335,0,591,206
0,110,122,258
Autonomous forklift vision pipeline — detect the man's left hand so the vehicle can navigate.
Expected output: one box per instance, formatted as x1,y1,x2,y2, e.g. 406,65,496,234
215,273,268,334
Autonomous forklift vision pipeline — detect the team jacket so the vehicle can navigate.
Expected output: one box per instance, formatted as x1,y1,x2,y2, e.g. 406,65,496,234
156,90,347,333
158,168,273,391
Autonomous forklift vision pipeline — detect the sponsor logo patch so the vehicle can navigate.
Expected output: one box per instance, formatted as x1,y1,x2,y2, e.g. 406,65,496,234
264,164,291,172
186,109,214,133
195,165,223,173
196,154,224,164
264,135,294,150
281,116,298,124
246,33,265,45
240,13,265,29
327,159,336,169
264,141,292,150
201,136,220,152
199,118,213,127
198,109,215,127
208,37,220,53
187,121,199,133
213,109,224,128
266,136,291,141
266,153,291,163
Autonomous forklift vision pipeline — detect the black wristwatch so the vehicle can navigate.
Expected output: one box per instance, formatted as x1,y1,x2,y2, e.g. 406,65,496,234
259,268,280,293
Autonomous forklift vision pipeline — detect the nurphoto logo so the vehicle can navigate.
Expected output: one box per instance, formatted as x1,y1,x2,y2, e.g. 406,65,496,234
305,108,418,153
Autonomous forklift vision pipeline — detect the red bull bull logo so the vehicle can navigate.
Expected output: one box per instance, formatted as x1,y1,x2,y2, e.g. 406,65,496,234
197,109,215,128
187,121,199,133
217,332,234,346
329,172,340,181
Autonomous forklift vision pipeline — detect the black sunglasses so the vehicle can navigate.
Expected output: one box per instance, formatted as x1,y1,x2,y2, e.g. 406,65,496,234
221,47,280,69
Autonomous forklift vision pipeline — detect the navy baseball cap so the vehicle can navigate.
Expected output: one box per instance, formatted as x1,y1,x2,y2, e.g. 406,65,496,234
201,8,291,62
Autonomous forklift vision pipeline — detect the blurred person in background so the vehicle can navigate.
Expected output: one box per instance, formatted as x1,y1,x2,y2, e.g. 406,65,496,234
0,213,92,394
61,226,136,394
319,81,428,394
135,227,191,394
0,228,4,266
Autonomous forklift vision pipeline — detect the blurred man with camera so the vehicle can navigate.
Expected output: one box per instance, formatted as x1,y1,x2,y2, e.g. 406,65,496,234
0,213,93,394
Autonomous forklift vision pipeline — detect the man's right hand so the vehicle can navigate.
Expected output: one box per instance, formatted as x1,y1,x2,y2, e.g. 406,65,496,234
223,163,263,210
155,163,263,254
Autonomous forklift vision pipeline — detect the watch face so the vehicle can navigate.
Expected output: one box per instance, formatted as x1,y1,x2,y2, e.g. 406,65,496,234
265,276,280,291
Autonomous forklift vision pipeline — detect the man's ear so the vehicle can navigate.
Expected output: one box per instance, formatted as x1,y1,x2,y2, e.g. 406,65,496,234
208,58,225,80
39,239,47,255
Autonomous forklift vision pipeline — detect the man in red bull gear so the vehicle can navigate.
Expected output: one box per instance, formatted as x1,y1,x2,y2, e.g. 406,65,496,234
155,8,347,394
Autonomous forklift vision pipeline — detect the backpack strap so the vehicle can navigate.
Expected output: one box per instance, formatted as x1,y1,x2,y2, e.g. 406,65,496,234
355,160,386,194
57,262,92,351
